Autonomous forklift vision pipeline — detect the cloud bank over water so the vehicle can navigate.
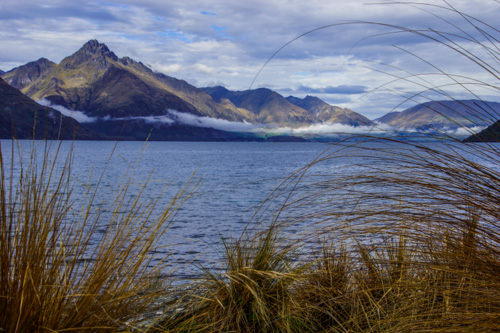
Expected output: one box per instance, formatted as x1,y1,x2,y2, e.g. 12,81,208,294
120,109,393,136
35,101,482,138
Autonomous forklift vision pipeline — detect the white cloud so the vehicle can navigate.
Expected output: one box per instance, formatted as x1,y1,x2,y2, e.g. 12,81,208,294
112,115,176,124
166,110,265,132
36,99,98,123
442,126,485,137
118,109,398,136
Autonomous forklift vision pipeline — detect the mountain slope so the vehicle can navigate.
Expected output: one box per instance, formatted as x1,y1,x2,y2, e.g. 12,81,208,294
286,95,374,126
464,120,500,142
201,86,318,127
0,77,102,140
1,40,273,140
377,100,500,130
2,58,56,91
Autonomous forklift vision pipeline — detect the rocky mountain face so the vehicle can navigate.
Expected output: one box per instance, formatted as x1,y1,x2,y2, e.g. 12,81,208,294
3,40,233,119
0,77,102,140
2,58,56,91
377,100,500,130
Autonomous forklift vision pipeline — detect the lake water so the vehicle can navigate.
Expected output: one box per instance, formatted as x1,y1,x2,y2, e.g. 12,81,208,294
3,140,499,281
2,140,342,279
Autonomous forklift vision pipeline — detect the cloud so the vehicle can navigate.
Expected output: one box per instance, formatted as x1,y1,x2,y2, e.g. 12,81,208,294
112,115,175,124
298,84,368,95
36,99,98,123
108,110,264,132
167,110,265,132
266,122,396,137
4,0,500,120
118,109,396,136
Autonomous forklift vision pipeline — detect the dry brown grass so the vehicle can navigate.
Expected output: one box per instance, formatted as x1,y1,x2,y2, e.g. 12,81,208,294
0,138,197,332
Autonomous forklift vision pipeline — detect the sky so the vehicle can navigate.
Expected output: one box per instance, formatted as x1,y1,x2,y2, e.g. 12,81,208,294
1,0,500,120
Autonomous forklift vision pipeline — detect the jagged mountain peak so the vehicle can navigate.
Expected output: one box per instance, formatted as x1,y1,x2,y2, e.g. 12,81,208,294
60,39,118,70
2,57,57,90
286,95,327,109
303,95,322,103
79,39,116,58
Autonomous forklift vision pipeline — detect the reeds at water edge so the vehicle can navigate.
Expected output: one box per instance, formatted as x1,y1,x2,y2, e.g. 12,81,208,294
0,139,198,332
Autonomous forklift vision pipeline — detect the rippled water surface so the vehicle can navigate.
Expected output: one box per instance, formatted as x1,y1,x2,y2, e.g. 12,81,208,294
4,140,499,280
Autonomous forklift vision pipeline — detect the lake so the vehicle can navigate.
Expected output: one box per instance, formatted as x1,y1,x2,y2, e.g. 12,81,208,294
1,140,341,279
3,139,498,281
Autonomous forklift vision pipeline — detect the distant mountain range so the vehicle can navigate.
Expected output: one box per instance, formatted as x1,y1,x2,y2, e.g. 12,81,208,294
1,39,499,141
377,100,499,130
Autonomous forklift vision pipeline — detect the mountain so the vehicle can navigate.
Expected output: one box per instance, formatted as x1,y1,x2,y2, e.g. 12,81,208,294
3,41,245,119
0,70,5,76
202,87,373,127
2,40,263,140
1,39,381,141
0,77,102,140
2,58,56,91
377,100,500,130
201,86,318,127
464,120,500,142
285,95,373,126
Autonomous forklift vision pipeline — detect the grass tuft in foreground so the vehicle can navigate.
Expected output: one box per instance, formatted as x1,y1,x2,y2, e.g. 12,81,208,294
0,139,197,332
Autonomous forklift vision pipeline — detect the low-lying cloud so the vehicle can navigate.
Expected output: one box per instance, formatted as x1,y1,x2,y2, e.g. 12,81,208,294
124,109,393,136
114,110,479,138
37,99,98,123
298,84,368,95
33,101,481,138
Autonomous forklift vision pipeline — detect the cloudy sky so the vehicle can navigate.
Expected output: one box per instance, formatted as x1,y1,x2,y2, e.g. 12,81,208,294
1,0,500,119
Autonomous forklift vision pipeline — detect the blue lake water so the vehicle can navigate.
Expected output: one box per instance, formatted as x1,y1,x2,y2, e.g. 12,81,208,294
3,139,499,281
2,140,341,279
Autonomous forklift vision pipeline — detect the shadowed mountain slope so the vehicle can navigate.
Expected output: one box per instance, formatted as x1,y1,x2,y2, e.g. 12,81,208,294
0,77,102,140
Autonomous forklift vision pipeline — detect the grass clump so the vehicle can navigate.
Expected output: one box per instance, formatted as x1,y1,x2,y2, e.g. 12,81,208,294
0,139,196,332
161,1,500,332
162,223,302,332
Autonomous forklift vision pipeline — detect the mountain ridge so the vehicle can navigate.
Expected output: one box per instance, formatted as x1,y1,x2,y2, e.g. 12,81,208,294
285,95,373,126
376,99,500,130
